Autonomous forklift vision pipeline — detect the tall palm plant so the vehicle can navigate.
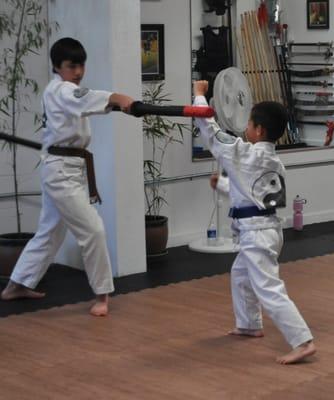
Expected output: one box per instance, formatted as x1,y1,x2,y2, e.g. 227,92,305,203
0,0,55,233
143,82,190,218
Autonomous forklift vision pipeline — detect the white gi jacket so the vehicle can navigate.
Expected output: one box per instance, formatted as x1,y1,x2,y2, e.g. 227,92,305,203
194,95,286,230
194,95,313,349
11,75,115,295
42,74,112,150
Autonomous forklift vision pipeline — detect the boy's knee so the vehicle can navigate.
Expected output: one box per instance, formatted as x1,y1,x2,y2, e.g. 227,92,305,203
89,221,106,241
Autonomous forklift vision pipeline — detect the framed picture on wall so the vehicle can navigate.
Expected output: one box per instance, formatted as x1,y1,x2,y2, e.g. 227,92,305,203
307,0,329,29
141,24,165,81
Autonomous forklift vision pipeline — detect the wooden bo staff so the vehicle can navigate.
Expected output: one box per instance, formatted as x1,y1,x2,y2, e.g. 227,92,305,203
240,17,255,100
253,11,271,100
239,19,251,93
246,13,262,102
252,10,275,101
241,13,259,102
258,9,283,103
246,12,266,101
256,7,290,144
235,27,246,76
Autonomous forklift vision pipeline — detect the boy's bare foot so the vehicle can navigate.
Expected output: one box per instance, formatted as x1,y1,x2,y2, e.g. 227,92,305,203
276,341,316,365
90,294,109,317
1,280,45,300
228,328,264,338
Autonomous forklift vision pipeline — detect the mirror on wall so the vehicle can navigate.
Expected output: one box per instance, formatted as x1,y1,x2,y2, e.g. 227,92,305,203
191,0,334,161
190,0,233,160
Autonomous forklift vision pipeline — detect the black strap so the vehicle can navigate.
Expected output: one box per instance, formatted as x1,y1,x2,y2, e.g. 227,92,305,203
229,206,276,219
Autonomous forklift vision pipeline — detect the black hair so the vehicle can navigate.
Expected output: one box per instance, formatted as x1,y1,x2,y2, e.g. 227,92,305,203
250,101,288,142
50,37,87,73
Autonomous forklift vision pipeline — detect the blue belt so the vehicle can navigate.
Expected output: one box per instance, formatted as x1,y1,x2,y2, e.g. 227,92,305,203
229,206,276,219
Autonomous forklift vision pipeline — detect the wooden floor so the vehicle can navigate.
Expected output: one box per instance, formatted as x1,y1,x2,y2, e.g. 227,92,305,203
1,254,334,399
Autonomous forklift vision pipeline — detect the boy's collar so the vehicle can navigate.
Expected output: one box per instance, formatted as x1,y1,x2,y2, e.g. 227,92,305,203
253,141,275,150
53,74,79,86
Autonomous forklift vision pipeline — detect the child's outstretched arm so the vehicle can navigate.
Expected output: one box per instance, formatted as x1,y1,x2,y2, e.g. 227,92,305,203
193,80,239,160
56,82,134,117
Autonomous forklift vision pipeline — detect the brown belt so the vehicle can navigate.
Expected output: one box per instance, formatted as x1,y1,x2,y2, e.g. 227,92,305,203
48,146,102,204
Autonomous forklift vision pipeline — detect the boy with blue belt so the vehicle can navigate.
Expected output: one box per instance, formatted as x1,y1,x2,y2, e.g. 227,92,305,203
194,80,316,364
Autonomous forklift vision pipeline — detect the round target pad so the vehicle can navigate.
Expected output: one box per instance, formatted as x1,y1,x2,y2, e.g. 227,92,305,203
213,67,253,136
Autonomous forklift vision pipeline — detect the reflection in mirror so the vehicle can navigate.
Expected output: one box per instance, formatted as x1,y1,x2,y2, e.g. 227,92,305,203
191,1,334,161
236,12,334,151
191,0,233,160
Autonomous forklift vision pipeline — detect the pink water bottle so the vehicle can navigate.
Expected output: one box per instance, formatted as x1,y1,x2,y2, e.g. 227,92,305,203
293,195,307,231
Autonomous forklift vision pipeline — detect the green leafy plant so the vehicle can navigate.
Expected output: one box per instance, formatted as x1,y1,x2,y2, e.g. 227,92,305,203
0,0,56,233
143,82,190,217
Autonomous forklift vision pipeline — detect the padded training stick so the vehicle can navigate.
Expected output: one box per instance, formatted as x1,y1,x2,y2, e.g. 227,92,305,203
0,102,215,150
115,101,215,118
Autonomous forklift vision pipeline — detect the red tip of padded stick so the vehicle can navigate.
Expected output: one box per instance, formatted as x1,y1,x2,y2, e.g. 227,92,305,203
183,106,215,118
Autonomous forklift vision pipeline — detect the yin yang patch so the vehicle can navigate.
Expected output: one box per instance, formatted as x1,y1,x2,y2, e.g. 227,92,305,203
251,171,286,209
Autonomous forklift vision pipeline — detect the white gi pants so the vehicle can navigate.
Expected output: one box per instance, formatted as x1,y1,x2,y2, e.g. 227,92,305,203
231,218,313,349
11,156,114,295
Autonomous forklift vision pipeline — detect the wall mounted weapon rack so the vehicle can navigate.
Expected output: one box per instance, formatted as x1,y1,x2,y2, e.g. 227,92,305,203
284,41,334,128
236,11,297,145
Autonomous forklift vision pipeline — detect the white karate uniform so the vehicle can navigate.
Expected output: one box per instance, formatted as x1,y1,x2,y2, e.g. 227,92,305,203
11,74,115,295
194,95,313,348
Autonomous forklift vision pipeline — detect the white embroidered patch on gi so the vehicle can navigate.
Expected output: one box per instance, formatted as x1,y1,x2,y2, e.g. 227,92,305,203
73,87,89,98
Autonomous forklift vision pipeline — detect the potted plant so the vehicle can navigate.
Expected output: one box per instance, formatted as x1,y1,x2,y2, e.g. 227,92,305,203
0,0,54,277
143,82,190,256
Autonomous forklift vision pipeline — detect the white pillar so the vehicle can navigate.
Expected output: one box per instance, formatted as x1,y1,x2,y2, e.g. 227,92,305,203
48,0,146,276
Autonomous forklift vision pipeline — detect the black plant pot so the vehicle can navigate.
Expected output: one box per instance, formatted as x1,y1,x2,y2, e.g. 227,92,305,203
145,216,168,257
0,232,34,278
